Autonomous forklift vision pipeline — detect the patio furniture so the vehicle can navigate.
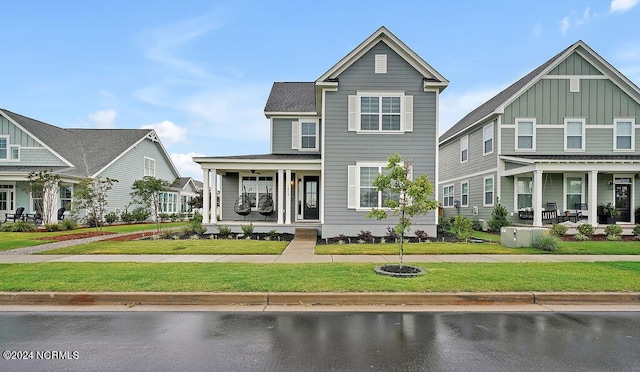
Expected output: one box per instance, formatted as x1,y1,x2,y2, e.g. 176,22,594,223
541,209,558,224
4,207,25,223
233,186,252,220
257,187,274,221
26,213,42,224
57,207,66,220
518,210,533,220
574,203,588,222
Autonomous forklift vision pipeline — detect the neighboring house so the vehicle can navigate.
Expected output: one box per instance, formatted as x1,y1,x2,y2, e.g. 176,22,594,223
172,177,203,214
0,108,191,223
194,27,448,238
438,40,640,227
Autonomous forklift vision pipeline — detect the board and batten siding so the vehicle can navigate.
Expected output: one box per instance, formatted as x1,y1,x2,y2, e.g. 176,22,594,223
0,116,42,147
547,52,603,75
322,41,439,237
98,138,180,213
271,117,322,154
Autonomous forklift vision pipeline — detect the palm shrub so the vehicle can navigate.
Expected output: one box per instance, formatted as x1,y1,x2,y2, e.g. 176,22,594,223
241,223,254,236
604,224,623,241
549,224,568,237
577,223,594,238
217,225,232,238
634,225,640,240
453,215,473,241
533,234,560,251
268,229,278,240
488,205,509,232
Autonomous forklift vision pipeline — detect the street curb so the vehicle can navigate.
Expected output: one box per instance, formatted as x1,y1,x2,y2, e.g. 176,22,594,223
1,292,638,307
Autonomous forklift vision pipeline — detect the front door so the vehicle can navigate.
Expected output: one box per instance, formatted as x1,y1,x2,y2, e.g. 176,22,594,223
615,184,631,222
303,176,319,220
0,185,14,217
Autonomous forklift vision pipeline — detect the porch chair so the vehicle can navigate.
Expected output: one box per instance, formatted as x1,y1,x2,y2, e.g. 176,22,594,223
546,202,558,212
574,203,588,222
57,207,66,221
4,207,25,223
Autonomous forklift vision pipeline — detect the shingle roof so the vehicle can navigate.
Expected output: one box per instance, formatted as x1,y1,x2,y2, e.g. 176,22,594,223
439,42,577,144
264,82,317,114
1,109,153,178
197,153,321,161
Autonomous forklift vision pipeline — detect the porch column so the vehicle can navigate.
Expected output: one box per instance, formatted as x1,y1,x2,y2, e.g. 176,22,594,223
532,170,543,227
202,168,210,224
589,170,598,227
285,169,292,224
211,169,217,224
277,170,284,224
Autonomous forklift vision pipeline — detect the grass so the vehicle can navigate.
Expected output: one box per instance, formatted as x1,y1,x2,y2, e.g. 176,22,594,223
37,239,289,255
0,222,188,251
315,242,540,255
0,262,638,292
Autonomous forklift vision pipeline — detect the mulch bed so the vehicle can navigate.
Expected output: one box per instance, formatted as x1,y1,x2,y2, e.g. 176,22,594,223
35,232,115,242
102,232,156,242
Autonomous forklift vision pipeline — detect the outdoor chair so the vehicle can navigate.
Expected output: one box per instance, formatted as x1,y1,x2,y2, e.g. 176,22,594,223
57,207,66,220
546,202,558,212
575,203,588,222
26,213,43,224
4,207,25,223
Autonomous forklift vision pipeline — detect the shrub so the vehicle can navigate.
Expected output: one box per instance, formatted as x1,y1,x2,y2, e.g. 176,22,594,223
241,223,254,236
160,230,176,239
634,225,640,238
193,224,207,236
61,218,78,231
44,223,60,232
335,234,348,243
437,217,451,234
385,226,398,240
120,211,135,223
577,223,594,237
131,207,150,222
471,220,483,231
4,221,37,232
169,213,179,222
453,215,473,241
604,224,623,239
158,213,170,222
191,211,203,224
488,205,510,232
574,233,590,241
358,230,373,240
85,214,102,228
217,225,232,238
105,212,119,225
532,234,560,251
268,229,278,240
414,229,429,240
549,224,568,237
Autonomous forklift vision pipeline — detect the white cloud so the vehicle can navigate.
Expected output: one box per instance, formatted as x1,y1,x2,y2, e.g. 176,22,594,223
560,16,571,34
533,23,543,37
611,0,639,13
560,7,600,34
141,120,187,147
439,86,504,136
171,152,206,180
86,109,117,128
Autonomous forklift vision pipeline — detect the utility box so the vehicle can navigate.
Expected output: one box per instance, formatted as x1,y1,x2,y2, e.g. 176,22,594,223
478,219,488,231
501,227,548,248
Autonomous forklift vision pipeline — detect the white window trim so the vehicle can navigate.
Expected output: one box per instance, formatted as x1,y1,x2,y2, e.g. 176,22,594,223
355,91,406,134
442,184,454,208
239,173,276,212
515,118,536,152
460,135,468,163
483,123,494,156
375,54,387,74
613,118,635,152
298,119,319,151
563,173,585,212
483,175,494,207
144,157,156,177
460,180,469,207
564,118,586,152
9,145,20,161
353,161,406,211
0,135,9,161
514,175,533,211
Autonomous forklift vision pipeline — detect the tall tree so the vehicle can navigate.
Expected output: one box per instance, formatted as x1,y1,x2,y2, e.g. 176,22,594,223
74,177,118,231
366,153,438,264
24,170,62,225
130,176,171,232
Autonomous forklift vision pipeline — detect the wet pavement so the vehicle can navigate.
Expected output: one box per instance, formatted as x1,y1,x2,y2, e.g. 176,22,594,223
0,311,638,371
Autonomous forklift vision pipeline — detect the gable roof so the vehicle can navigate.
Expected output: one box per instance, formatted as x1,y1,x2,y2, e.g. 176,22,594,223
316,26,448,87
439,40,640,144
0,108,176,178
264,82,317,115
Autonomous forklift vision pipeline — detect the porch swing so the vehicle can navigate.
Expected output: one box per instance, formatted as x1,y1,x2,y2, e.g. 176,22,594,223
233,186,252,220
257,186,274,220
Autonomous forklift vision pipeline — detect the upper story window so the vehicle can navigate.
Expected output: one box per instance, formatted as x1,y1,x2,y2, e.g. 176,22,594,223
144,157,155,177
614,119,634,151
292,120,319,151
348,92,413,133
460,135,468,163
564,119,585,151
0,136,19,161
515,119,536,151
442,185,454,207
483,123,494,155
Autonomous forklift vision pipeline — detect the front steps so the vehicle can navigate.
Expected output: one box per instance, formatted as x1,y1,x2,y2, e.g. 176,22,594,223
294,228,318,241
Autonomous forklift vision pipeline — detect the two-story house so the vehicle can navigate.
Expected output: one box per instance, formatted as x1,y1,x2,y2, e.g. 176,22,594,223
0,108,190,223
194,27,448,238
439,40,640,227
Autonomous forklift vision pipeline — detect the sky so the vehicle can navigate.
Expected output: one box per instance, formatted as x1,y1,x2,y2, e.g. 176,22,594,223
1,0,639,180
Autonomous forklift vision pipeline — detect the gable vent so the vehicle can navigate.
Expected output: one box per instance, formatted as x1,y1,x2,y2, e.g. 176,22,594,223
375,54,387,74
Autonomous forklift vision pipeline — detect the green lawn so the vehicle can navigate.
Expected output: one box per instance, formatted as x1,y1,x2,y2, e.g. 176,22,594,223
0,222,188,251
1,262,638,292
37,239,289,255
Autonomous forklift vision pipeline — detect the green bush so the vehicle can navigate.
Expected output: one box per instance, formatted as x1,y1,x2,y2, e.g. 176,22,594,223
268,229,278,240
241,223,254,236
577,223,594,237
1,221,37,232
549,224,568,237
471,220,483,231
105,212,119,225
634,225,640,239
453,215,473,241
191,211,203,224
217,225,232,237
160,230,176,239
158,213,170,222
604,224,623,239
120,211,135,223
131,207,150,222
437,217,451,234
44,223,60,232
61,218,78,230
574,233,590,241
488,205,510,232
193,224,207,236
532,234,560,251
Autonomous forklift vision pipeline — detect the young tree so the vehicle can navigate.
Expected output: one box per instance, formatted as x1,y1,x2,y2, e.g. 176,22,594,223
130,176,171,232
366,153,438,265
24,170,62,225
74,177,118,231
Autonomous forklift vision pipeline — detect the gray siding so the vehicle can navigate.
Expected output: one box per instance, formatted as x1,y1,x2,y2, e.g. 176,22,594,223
441,172,496,224
439,119,497,182
8,148,67,166
271,117,322,154
547,52,602,75
323,41,438,237
98,138,179,213
0,115,42,147
221,173,239,221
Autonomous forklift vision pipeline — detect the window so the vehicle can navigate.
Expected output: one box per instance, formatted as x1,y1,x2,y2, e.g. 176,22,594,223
347,163,403,209
144,157,155,177
564,119,585,151
614,119,634,151
241,175,274,210
31,187,43,215
0,184,15,211
483,176,494,206
0,136,7,160
442,185,454,207
460,135,468,163
565,176,583,211
10,146,19,160
483,123,494,155
159,192,178,213
516,119,535,150
515,176,532,209
460,181,469,207
300,122,318,149
348,92,412,133
60,185,72,210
